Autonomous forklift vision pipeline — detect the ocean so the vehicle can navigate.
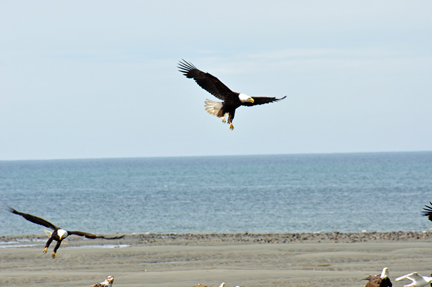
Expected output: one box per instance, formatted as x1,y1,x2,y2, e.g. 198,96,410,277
1,152,431,236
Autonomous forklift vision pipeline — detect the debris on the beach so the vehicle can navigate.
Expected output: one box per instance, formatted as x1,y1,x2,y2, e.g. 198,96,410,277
5,204,124,259
90,275,114,287
363,267,392,287
193,282,224,287
129,231,432,246
396,272,432,287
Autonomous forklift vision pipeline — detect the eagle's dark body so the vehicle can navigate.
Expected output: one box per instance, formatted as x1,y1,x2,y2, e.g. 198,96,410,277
363,268,392,287
364,275,392,287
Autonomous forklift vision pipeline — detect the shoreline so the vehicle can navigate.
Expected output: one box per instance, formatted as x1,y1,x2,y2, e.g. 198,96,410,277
2,231,432,248
1,232,432,286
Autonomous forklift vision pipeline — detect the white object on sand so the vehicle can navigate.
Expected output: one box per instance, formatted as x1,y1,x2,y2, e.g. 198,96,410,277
396,272,432,287
90,275,114,287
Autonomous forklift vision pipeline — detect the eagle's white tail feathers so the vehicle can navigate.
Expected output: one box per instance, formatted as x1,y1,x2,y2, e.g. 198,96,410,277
44,229,52,237
204,99,222,117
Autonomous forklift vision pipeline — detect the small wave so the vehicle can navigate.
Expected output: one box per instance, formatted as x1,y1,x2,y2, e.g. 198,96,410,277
0,243,40,249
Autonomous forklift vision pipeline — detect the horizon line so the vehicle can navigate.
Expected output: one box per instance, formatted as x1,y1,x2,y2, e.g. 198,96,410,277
1,150,431,162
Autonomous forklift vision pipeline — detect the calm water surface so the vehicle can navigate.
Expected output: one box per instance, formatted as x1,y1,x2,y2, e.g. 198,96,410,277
1,152,431,236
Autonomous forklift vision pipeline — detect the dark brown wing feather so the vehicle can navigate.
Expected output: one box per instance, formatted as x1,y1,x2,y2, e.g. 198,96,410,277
178,59,235,101
241,96,287,107
422,201,432,221
68,231,125,240
363,275,381,287
365,281,379,287
364,275,380,281
7,206,59,231
363,273,391,287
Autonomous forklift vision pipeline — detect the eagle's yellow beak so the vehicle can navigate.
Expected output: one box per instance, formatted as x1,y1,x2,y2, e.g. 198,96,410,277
249,98,254,103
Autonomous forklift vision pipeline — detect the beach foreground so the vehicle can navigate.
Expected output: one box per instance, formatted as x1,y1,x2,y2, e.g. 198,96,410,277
1,232,432,287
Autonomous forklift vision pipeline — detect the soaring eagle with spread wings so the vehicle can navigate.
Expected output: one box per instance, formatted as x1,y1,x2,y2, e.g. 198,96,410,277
178,59,286,130
7,205,124,258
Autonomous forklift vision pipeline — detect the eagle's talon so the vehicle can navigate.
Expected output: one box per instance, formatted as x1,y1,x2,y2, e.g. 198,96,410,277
52,252,56,259
229,124,234,130
222,117,226,123
43,247,48,254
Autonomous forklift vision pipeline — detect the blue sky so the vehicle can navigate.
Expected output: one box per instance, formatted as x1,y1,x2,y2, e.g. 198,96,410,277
1,1,431,160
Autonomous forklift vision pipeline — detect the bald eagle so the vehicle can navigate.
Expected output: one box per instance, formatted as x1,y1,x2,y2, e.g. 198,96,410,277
422,202,432,222
396,272,432,287
363,267,392,287
178,59,286,130
90,275,114,287
7,206,124,259
193,283,225,287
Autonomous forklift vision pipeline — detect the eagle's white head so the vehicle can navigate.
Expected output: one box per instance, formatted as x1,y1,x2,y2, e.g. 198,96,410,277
105,276,114,286
57,229,68,240
238,93,254,103
380,267,389,278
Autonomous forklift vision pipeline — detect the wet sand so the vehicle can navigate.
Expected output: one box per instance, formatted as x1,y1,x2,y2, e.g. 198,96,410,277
1,232,432,287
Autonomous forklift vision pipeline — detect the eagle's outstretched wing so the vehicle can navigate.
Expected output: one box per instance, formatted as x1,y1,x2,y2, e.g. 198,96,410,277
68,231,125,240
241,96,287,107
178,59,234,101
7,206,59,231
422,202,432,221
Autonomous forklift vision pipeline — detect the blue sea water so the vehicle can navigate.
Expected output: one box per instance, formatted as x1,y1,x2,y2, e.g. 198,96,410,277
1,152,432,236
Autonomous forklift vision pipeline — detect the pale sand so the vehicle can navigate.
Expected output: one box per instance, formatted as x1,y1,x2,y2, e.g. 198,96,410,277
1,232,432,287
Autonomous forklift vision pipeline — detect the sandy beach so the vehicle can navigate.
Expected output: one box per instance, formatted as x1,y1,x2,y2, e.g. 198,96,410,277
1,232,432,287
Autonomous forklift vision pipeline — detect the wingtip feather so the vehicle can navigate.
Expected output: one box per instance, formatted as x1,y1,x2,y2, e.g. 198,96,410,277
178,59,197,77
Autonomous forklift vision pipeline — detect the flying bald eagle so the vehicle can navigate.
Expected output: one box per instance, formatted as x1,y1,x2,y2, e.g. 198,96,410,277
363,267,392,287
178,59,286,130
396,272,432,287
7,206,124,259
90,275,114,287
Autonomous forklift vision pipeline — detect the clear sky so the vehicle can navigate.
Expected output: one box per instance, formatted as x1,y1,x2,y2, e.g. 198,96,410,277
1,1,431,160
